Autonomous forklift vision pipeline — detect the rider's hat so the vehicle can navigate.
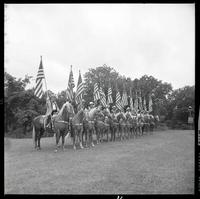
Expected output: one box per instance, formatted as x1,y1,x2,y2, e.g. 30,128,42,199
89,101,94,105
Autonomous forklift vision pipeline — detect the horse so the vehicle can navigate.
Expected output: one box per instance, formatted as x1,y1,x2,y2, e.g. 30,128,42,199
32,114,52,150
110,113,119,142
51,101,75,152
116,112,126,140
71,109,86,150
137,114,144,136
94,110,106,143
102,108,112,142
132,115,138,138
83,107,99,147
149,115,155,133
125,113,133,139
143,114,150,135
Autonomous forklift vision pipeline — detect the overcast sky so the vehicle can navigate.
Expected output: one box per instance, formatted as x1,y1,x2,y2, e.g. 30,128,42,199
5,4,194,93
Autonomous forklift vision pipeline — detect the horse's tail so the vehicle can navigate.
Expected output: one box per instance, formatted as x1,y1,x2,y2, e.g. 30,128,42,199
32,123,36,147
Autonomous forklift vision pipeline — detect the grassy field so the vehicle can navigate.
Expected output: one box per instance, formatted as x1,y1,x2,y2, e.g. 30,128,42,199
4,130,194,194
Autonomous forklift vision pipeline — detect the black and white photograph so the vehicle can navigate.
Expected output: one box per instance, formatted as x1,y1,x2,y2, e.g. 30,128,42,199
4,3,195,194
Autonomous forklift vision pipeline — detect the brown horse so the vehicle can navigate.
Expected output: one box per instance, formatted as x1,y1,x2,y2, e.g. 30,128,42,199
94,110,107,143
126,114,133,139
83,107,99,147
32,114,51,150
51,101,75,152
116,112,126,140
110,113,119,142
71,109,86,150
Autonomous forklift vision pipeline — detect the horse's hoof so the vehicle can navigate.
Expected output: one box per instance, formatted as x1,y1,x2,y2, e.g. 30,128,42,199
54,149,58,153
73,147,76,150
91,143,95,147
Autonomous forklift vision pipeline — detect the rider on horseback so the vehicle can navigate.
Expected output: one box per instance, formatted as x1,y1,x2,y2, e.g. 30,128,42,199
88,101,95,111
125,107,132,119
50,97,59,129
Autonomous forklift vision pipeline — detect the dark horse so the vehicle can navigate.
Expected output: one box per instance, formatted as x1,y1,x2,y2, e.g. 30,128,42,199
71,109,86,150
32,114,51,150
51,101,75,152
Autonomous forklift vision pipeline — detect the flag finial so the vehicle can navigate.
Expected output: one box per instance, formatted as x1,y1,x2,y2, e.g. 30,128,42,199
40,55,42,61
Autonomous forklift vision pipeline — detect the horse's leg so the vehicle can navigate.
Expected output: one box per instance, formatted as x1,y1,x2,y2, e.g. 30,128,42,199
61,131,66,151
96,128,99,144
54,129,60,152
34,130,38,149
79,127,84,149
91,127,95,147
38,134,41,150
73,128,76,150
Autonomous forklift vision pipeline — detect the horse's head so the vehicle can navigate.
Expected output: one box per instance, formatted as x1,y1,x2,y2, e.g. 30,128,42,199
60,102,75,121
88,107,100,120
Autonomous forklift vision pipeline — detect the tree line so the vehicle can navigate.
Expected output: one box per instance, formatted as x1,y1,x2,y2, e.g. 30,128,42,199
4,65,194,137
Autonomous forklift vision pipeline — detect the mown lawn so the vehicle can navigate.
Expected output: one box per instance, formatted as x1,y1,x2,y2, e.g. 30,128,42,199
4,130,194,194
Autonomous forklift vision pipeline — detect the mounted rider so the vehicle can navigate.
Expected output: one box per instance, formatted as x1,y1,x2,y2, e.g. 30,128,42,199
125,107,132,119
51,97,59,116
77,99,86,112
88,101,95,111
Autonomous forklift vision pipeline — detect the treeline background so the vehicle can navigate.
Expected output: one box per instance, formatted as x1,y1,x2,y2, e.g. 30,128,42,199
4,65,194,138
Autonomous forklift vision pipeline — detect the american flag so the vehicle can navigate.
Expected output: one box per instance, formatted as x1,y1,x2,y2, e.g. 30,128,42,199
143,97,147,111
129,88,134,111
66,65,75,101
94,82,100,102
138,91,143,111
107,82,113,104
148,94,153,112
75,70,85,104
115,84,122,110
99,86,107,107
34,56,45,99
134,91,138,112
121,85,128,108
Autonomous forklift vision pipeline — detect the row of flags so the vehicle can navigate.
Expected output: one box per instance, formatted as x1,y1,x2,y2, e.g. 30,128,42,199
34,57,153,114
93,81,153,112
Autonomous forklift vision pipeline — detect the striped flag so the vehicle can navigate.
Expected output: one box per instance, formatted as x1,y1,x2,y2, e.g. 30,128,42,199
34,57,45,98
75,70,85,104
138,91,143,111
66,65,75,101
115,84,122,110
143,97,147,111
107,82,113,104
99,86,107,107
121,85,128,108
45,91,53,115
134,91,138,112
94,82,100,102
129,88,134,111
148,94,153,112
